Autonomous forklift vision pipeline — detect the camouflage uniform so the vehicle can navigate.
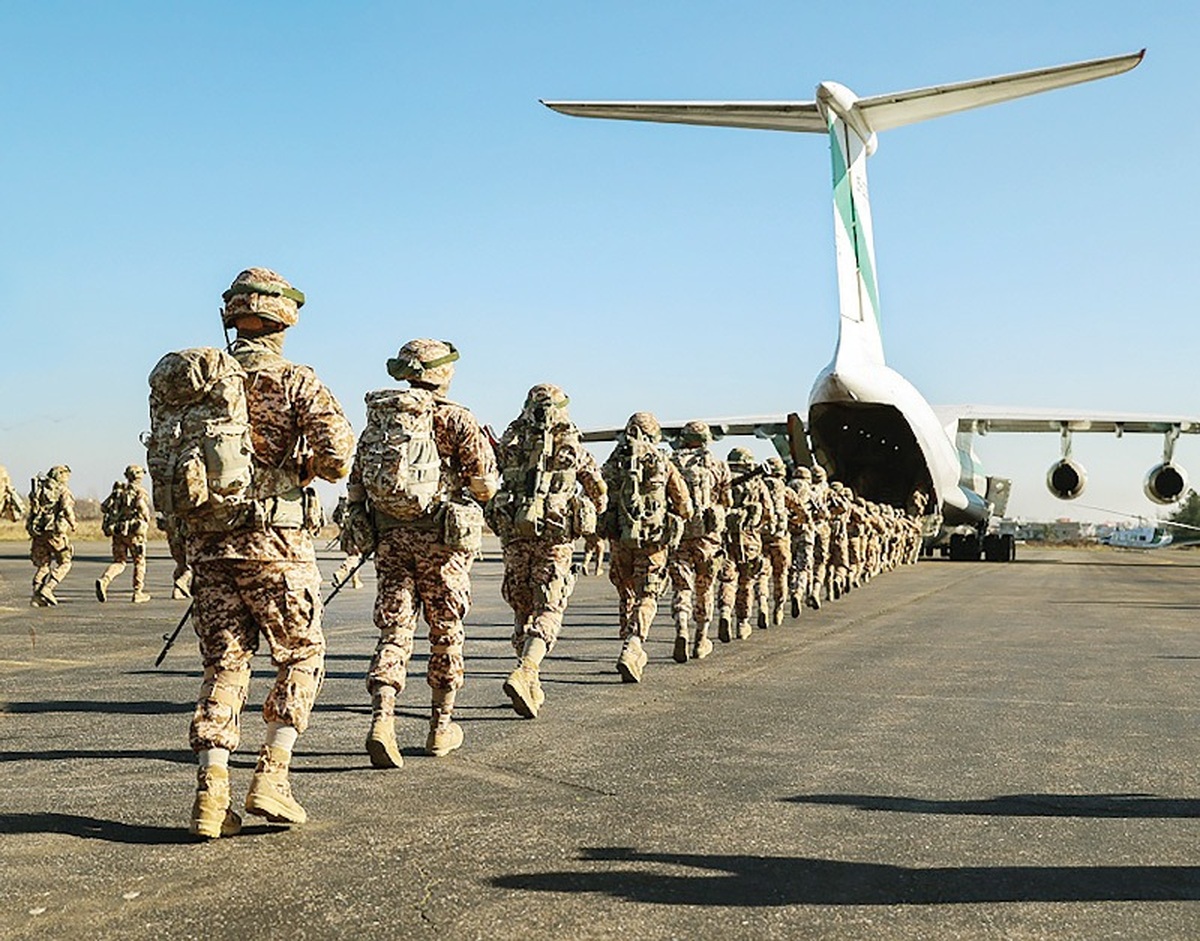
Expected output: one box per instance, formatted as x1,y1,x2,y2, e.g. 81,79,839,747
716,449,773,641
786,466,816,617
96,465,153,603
157,514,193,599
824,482,853,599
582,533,607,576
352,338,498,763
0,465,25,522
808,466,832,608
489,384,607,717
179,268,353,838
601,412,693,683
757,457,805,628
667,420,731,661
27,465,75,606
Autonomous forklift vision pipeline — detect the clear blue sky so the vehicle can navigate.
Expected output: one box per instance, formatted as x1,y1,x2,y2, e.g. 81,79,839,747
2,1,1196,522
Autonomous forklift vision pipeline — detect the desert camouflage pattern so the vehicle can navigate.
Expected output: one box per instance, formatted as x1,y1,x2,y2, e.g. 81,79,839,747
758,470,805,617
582,534,607,576
100,477,152,594
189,558,325,750
187,335,354,565
366,526,473,693
604,448,692,641
28,472,75,595
158,514,193,598
716,462,771,624
501,537,577,650
221,267,302,328
0,465,24,522
787,475,817,604
668,444,731,628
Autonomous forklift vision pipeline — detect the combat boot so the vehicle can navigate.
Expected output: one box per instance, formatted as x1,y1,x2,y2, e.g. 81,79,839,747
244,745,307,825
95,576,110,603
691,622,713,660
773,602,785,627
757,609,768,630
36,577,60,607
736,618,753,640
503,657,544,719
189,765,242,839
172,585,190,600
425,716,464,756
616,636,648,683
672,616,690,664
132,591,152,604
366,688,403,768
790,595,801,619
717,612,733,644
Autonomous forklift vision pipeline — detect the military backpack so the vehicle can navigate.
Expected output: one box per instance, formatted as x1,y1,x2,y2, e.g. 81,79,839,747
607,437,672,549
26,475,65,538
673,448,725,540
101,482,146,539
355,388,442,521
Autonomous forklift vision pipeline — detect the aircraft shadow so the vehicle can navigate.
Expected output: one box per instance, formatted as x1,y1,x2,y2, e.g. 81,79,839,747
0,812,285,845
0,748,194,765
492,846,1200,905
783,792,1200,818
1,699,192,715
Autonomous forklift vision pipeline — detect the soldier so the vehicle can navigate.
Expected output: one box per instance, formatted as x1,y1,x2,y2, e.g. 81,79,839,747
96,464,153,603
26,464,76,606
807,464,832,609
330,495,364,590
162,267,354,839
787,465,815,618
350,338,498,767
1,464,25,522
600,412,693,683
487,383,607,718
582,533,607,576
825,481,853,600
667,420,731,661
758,456,805,628
716,447,772,641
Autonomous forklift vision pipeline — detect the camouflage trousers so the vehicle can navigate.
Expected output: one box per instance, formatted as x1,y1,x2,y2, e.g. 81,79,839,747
717,552,764,620
502,536,576,653
101,534,146,593
608,542,669,640
30,534,72,591
759,536,792,610
367,526,473,695
582,534,607,576
789,531,815,600
811,523,831,598
189,558,324,752
668,536,722,626
167,524,192,594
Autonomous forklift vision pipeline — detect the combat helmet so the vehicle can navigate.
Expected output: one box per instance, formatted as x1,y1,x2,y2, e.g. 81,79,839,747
764,457,787,478
221,268,305,328
727,446,756,469
124,464,144,482
679,420,712,448
48,464,71,480
522,383,570,427
387,338,459,393
812,465,828,482
624,411,661,443
792,465,812,482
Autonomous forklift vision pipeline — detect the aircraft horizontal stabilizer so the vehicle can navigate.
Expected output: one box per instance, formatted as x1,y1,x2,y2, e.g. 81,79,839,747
540,100,825,133
857,50,1144,132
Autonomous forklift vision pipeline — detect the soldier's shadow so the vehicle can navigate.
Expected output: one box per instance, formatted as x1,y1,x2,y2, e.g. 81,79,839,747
0,812,286,845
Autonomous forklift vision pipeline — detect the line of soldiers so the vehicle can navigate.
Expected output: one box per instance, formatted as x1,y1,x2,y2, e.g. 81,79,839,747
8,266,926,841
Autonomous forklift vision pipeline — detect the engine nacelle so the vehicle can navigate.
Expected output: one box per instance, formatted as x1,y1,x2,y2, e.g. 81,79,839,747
1144,462,1188,505
1046,459,1087,500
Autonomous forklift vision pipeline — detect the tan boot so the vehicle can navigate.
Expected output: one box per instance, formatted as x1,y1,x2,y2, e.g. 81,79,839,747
737,619,753,640
366,688,403,768
616,636,648,684
244,745,307,824
95,576,110,603
672,617,690,664
503,658,543,718
717,612,733,644
425,718,464,756
773,602,785,627
691,622,713,660
132,591,152,604
36,577,60,607
189,765,242,839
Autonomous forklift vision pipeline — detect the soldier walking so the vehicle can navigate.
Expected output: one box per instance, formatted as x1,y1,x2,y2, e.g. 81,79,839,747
26,465,75,606
149,268,354,839
96,464,153,603
349,338,498,767
601,412,693,683
667,420,731,661
716,447,772,641
487,384,607,717
0,464,25,522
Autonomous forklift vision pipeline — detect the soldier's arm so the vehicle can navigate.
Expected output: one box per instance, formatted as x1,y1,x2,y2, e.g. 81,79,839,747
451,409,500,504
576,447,609,514
665,461,694,520
292,366,355,483
62,492,77,530
715,461,733,507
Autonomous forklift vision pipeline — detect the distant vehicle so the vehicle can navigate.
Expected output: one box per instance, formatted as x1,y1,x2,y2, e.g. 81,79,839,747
1102,525,1174,550
546,50,1200,563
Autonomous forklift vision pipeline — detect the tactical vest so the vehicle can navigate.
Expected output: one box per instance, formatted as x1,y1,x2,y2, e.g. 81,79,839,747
488,420,582,542
101,482,146,538
611,438,670,548
673,448,725,540
762,476,791,539
26,476,65,537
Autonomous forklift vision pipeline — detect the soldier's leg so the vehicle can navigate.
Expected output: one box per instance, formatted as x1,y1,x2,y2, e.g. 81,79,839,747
30,538,51,606
771,539,791,626
668,544,696,663
608,544,637,638
96,539,126,602
504,541,572,718
716,556,736,643
37,542,72,605
418,540,472,756
131,541,150,603
502,542,536,654
691,542,720,659
616,547,665,683
243,559,324,825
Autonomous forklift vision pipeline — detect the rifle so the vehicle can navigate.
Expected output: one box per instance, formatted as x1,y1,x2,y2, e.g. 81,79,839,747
154,551,374,667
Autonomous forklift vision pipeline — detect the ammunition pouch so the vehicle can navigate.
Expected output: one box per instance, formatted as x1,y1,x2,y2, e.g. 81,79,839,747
443,500,484,553
572,493,598,538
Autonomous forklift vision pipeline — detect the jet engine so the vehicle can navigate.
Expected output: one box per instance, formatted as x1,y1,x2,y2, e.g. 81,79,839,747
1046,459,1087,500
1143,462,1188,505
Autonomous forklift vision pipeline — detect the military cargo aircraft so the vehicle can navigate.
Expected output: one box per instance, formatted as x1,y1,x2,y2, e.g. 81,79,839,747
545,50,1200,561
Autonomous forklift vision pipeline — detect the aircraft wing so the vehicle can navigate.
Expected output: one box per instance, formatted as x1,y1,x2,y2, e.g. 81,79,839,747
580,414,791,443
540,100,826,133
936,405,1200,436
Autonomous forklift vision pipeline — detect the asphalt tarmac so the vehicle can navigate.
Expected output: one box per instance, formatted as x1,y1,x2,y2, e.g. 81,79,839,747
2,539,1199,940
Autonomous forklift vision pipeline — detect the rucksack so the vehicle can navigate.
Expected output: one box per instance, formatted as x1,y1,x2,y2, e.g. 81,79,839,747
762,477,790,539
612,437,670,548
356,388,441,521
492,420,581,540
146,348,257,533
26,475,61,537
101,482,144,538
673,448,725,540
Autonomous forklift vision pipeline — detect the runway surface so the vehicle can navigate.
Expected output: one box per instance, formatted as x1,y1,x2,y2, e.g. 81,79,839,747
2,540,1199,939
